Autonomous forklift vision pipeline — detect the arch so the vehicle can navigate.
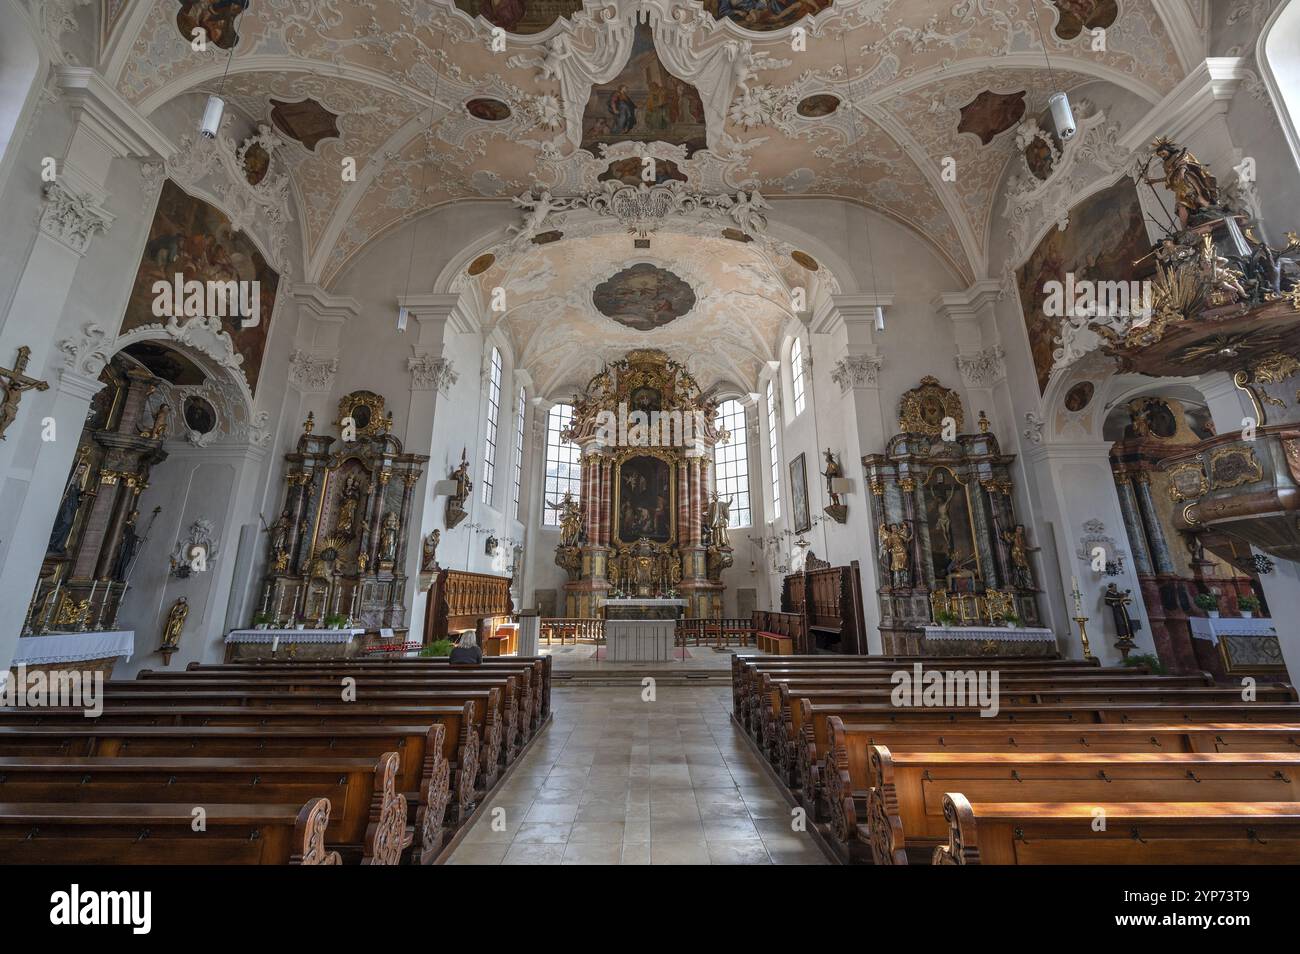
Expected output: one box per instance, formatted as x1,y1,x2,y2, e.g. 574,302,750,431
0,0,46,197
1259,0,1300,172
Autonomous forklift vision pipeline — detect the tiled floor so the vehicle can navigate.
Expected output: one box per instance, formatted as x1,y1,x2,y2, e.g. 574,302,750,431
446,684,829,865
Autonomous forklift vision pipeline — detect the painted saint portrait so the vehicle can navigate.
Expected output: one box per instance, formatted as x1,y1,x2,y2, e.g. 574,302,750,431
121,181,280,395
593,264,696,331
789,452,811,534
1016,180,1149,392
796,94,840,118
617,456,673,544
581,24,708,158
175,0,249,51
702,0,831,31
454,0,584,35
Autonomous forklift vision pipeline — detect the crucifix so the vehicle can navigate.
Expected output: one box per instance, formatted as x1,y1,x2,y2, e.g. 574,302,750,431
0,347,49,440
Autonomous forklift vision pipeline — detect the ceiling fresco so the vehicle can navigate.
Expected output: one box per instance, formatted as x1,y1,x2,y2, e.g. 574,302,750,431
105,0,1196,387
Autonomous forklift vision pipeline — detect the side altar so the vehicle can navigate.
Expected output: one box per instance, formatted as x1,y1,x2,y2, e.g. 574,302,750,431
553,350,732,620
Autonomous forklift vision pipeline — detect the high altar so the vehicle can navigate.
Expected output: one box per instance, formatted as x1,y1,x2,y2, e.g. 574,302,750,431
555,350,731,619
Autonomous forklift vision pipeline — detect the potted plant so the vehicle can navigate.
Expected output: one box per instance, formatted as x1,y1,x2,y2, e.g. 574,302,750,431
1194,591,1220,618
1121,652,1167,675
251,612,272,631
1002,613,1021,629
418,638,454,658
323,613,348,630
1237,594,1259,619
933,610,958,627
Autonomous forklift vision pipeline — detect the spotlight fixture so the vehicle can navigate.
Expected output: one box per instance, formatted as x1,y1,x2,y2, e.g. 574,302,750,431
1049,91,1077,141
200,95,225,140
874,305,885,332
397,305,409,333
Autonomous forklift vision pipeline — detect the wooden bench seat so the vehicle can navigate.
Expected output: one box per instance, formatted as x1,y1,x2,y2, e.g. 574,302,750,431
0,721,463,860
0,798,342,865
790,700,1300,814
0,752,413,863
755,632,793,655
864,748,1300,865
933,795,1300,864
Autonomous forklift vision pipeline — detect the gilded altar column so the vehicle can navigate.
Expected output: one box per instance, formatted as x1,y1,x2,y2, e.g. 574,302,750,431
868,476,888,586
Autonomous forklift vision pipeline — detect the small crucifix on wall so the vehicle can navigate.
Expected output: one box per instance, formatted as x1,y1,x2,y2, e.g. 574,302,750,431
0,347,49,440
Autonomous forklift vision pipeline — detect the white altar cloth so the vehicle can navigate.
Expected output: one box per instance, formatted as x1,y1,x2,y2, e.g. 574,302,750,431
923,625,1057,644
13,631,135,665
225,628,364,651
1188,617,1276,645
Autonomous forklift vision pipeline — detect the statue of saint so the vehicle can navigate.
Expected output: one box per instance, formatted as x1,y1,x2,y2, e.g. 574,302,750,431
110,510,142,581
335,474,362,538
878,522,912,588
821,448,844,508
160,597,188,653
1141,137,1221,228
48,457,90,554
421,529,441,572
451,448,472,503
379,511,399,564
705,491,732,550
547,491,583,549
1103,583,1138,647
1001,524,1033,589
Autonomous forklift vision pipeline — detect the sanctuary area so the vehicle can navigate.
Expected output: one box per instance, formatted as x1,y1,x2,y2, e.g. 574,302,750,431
2,0,1300,880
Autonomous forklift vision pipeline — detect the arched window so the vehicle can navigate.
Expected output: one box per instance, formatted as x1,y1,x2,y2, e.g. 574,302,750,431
790,337,807,416
481,347,502,506
543,403,581,525
712,400,751,528
766,380,781,520
511,385,526,521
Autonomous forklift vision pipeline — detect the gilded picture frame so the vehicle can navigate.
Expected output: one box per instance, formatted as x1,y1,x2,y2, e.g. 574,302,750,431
790,452,811,533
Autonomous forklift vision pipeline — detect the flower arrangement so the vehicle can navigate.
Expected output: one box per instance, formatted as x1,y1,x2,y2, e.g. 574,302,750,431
1194,592,1219,615
419,639,455,657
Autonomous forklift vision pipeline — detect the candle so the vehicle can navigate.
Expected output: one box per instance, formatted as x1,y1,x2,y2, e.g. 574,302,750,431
85,581,98,632
43,580,62,631
1071,576,1082,616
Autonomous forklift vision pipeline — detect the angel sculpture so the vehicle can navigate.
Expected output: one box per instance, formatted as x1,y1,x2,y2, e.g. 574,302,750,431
509,190,561,244
728,189,771,235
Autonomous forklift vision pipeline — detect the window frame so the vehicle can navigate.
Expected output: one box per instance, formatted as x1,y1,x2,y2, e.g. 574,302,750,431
481,347,502,507
790,337,806,417
766,379,781,521
542,403,581,526
712,399,752,529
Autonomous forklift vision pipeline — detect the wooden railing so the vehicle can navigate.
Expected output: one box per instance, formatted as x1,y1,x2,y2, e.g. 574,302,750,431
676,618,754,648
541,618,605,645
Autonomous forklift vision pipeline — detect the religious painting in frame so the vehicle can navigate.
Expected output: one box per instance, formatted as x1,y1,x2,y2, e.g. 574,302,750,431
789,452,811,534
615,454,675,544
924,466,980,586
120,180,280,396
1008,179,1144,392
1015,179,1148,392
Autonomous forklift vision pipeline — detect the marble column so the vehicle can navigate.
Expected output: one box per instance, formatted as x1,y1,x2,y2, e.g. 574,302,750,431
1112,472,1155,576
1132,473,1176,576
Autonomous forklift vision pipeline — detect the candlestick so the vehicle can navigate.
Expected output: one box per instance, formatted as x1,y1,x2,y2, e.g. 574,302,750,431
42,580,62,632
262,584,271,616
1073,615,1094,661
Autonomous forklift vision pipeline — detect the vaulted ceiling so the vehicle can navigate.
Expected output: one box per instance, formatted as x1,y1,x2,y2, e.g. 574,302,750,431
99,0,1200,389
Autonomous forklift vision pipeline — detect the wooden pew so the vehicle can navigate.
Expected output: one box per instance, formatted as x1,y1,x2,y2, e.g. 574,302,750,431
93,685,507,785
0,752,409,864
0,753,411,864
865,748,1300,865
933,794,1300,864
0,720,465,860
0,797,342,864
791,699,1300,815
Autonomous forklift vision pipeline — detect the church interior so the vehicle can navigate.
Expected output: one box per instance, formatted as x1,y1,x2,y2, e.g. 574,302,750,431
4,0,1300,886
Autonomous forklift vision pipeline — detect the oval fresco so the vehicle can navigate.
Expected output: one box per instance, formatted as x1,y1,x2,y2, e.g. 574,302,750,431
701,0,832,30
1063,381,1094,413
593,264,695,331
796,95,840,118
466,98,512,122
791,250,819,271
467,253,496,276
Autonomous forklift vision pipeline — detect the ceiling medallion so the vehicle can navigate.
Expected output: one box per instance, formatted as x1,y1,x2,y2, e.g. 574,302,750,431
465,98,512,122
796,95,840,118
466,253,496,276
593,264,696,331
958,90,1027,146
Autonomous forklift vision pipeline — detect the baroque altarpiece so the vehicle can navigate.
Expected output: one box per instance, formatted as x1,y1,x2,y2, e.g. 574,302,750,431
555,350,730,619
257,390,428,629
864,377,1042,654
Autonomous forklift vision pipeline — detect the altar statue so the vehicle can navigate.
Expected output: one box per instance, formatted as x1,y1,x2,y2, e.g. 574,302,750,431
48,457,90,554
421,528,441,572
1001,523,1034,589
1103,582,1138,650
878,522,912,588
547,491,583,549
335,474,362,538
1141,137,1221,227
160,597,189,653
110,510,142,581
705,490,732,549
378,511,399,564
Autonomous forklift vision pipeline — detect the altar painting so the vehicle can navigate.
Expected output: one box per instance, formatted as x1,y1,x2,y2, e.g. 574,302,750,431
924,467,979,586
616,455,674,544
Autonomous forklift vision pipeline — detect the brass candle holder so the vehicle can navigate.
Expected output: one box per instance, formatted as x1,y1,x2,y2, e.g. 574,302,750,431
1073,615,1095,661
